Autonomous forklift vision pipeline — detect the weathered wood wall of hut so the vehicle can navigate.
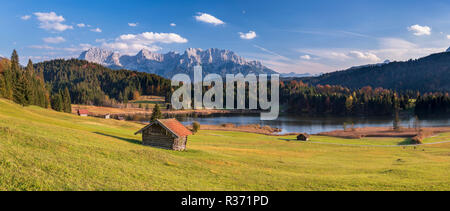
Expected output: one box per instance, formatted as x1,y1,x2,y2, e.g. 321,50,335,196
142,124,175,149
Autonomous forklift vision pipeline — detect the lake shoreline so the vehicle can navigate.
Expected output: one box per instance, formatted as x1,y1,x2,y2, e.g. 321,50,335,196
72,104,262,117
188,123,450,139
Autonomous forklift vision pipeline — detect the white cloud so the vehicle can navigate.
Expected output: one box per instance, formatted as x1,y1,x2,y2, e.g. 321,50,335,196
34,12,64,22
300,55,311,60
374,37,443,61
329,52,351,60
29,45,55,50
302,50,380,62
290,36,445,73
90,28,102,33
408,24,431,36
34,12,73,32
95,38,106,43
79,43,93,50
77,23,86,28
253,44,291,61
101,32,188,54
379,38,417,49
29,43,93,52
246,50,335,74
170,23,176,27
21,15,31,20
194,12,225,25
128,23,138,27
447,35,450,40
239,31,257,40
348,51,380,62
43,36,66,44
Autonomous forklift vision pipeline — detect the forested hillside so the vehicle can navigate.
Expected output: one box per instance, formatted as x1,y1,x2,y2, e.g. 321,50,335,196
0,51,50,108
298,52,450,92
34,59,172,106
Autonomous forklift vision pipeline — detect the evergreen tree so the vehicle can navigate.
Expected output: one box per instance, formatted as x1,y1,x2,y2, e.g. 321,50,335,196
26,59,34,75
13,75,28,106
150,103,162,122
10,50,19,72
0,51,50,109
4,67,14,100
63,87,72,113
0,73,5,98
51,91,64,112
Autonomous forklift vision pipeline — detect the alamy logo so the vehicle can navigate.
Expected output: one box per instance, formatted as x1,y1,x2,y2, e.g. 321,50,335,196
171,65,280,120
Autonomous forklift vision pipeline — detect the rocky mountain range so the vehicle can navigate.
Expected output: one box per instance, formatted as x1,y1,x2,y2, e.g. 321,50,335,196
78,48,277,78
279,72,324,78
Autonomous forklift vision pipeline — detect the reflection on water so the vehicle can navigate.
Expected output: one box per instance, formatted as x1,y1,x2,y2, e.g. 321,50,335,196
175,114,450,134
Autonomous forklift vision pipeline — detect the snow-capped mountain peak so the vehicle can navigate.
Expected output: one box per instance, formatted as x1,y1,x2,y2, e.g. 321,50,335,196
136,49,163,62
78,48,277,78
78,47,116,66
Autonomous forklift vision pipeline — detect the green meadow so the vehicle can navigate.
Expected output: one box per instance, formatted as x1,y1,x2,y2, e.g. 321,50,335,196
0,98,449,191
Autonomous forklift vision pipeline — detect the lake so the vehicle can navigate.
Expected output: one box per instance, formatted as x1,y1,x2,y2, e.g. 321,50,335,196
175,113,450,134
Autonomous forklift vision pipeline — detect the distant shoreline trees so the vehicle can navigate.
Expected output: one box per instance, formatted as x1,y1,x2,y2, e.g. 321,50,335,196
280,80,449,116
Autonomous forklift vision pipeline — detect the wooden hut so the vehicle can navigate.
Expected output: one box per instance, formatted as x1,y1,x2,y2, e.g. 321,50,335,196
134,119,192,151
77,109,89,117
297,133,310,141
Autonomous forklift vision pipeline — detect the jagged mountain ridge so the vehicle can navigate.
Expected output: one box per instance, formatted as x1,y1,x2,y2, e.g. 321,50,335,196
79,47,277,78
280,72,323,78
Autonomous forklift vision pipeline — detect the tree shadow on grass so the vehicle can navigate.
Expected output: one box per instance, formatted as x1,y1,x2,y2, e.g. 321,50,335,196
278,138,296,142
94,132,141,145
398,138,414,145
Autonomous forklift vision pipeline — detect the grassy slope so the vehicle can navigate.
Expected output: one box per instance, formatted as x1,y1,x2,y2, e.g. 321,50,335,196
0,98,449,191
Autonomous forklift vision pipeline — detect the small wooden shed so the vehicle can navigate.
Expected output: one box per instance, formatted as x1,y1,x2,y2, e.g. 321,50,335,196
77,109,89,117
297,133,310,141
134,119,192,151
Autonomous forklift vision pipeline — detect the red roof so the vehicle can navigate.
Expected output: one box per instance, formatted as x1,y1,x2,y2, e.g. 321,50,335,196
77,109,89,115
157,119,193,137
135,119,192,137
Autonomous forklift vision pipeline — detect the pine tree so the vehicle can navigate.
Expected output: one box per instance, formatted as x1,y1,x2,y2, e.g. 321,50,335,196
63,87,72,113
10,50,19,72
3,67,14,100
51,92,64,112
0,74,5,98
150,103,162,122
26,59,34,75
13,75,28,106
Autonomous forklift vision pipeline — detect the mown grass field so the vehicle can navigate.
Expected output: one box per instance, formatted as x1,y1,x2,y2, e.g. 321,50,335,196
0,98,449,191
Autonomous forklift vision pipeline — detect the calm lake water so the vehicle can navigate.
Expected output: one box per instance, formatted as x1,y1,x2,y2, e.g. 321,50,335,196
175,114,450,134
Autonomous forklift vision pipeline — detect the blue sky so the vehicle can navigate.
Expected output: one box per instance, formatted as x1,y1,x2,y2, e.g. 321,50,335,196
1,0,450,74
